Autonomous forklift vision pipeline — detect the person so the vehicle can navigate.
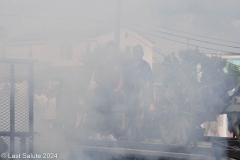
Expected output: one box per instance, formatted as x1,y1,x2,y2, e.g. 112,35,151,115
87,41,124,141
227,113,240,138
34,88,47,132
123,44,154,141
203,121,219,137
227,82,240,138
124,45,153,102
43,90,57,129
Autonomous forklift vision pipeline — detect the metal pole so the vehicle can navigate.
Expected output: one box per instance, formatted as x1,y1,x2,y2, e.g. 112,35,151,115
10,63,15,158
28,63,34,154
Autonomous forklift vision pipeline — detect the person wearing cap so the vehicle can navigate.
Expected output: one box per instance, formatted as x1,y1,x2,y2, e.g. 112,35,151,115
123,44,154,141
124,45,153,102
133,45,153,88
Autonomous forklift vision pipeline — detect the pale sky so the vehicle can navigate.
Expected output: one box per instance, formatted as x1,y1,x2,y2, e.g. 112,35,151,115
1,0,240,58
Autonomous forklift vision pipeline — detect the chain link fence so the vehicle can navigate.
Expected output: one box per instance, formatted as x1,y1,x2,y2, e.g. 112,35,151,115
0,60,34,159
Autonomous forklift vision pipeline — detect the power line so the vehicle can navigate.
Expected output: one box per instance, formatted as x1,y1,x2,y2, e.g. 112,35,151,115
125,29,240,66
127,30,240,66
123,21,240,45
127,32,165,57
125,22,240,49
153,56,161,63
130,28,240,55
146,28,240,49
153,24,240,45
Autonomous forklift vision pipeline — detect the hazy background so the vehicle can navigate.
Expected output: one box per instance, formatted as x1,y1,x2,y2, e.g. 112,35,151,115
0,1,238,159
1,0,240,62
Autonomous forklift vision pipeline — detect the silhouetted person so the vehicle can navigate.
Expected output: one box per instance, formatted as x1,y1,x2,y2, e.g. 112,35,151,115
123,45,153,141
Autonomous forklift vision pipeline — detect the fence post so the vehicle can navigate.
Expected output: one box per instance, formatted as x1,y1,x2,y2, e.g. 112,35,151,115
9,63,15,158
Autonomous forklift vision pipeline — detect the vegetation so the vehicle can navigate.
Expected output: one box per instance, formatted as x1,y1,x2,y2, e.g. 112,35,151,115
163,49,240,91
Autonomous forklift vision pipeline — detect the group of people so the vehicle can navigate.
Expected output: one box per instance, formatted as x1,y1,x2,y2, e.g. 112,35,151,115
33,41,154,141
84,41,154,141
34,89,57,131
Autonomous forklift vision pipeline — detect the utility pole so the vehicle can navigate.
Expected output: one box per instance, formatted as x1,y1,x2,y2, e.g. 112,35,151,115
187,38,189,50
115,0,121,50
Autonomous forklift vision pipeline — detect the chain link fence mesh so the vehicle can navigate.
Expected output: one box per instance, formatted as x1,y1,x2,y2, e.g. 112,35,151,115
0,63,10,132
0,62,33,156
14,64,29,133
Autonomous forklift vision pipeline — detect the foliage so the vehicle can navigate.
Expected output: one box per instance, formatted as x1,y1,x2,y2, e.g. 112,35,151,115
163,49,240,91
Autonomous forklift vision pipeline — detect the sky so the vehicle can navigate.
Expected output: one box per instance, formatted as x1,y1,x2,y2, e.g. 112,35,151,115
1,0,240,57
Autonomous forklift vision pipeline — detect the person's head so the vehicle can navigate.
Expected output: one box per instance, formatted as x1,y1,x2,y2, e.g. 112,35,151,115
105,41,117,56
132,45,144,61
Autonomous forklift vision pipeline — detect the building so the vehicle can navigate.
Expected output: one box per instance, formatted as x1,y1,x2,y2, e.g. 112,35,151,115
5,28,154,66
4,28,155,88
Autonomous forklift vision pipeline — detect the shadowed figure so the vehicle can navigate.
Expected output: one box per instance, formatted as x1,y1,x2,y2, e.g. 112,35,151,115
56,79,80,139
123,45,153,141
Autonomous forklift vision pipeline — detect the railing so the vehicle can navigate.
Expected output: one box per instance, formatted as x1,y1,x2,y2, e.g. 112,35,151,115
0,60,34,159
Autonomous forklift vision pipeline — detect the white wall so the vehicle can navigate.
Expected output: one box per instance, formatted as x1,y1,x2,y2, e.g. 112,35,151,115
217,114,229,137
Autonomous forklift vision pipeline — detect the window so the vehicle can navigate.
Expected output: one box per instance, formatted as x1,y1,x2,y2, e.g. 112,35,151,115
59,44,73,60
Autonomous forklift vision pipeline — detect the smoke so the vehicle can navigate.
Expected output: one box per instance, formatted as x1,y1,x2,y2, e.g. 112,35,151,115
1,1,240,160
31,47,236,160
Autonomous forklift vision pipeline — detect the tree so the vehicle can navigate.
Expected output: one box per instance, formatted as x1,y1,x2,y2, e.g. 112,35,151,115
176,49,240,91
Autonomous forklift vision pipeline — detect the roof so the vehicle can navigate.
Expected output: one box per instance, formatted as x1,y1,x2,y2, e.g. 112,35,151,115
131,30,155,44
8,29,112,44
